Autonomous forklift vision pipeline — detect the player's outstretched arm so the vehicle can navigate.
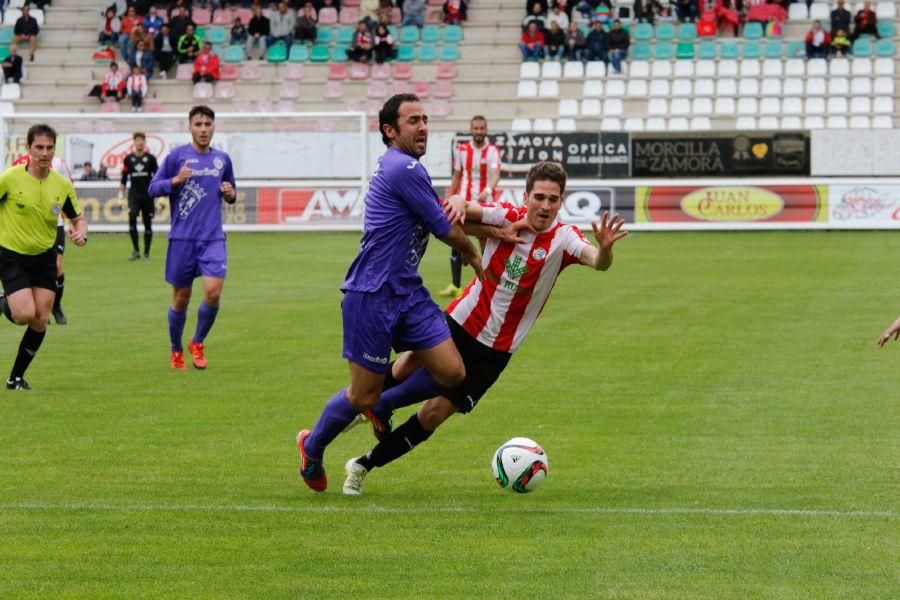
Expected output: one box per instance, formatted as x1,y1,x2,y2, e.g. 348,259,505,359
876,316,900,347
580,211,628,271
439,225,484,280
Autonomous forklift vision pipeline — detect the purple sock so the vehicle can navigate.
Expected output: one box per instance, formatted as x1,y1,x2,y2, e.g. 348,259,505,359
371,368,442,421
304,388,358,460
168,306,186,352
192,301,219,344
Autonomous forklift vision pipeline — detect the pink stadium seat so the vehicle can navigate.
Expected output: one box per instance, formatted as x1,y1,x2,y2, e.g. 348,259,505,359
193,82,214,99
94,119,115,132
344,101,363,112
277,100,296,113
412,81,431,99
240,62,261,80
339,8,359,25
280,81,301,99
391,7,402,24
323,81,344,99
433,80,453,99
367,117,378,131
175,63,194,80
429,100,450,117
425,8,443,24
349,63,369,80
119,63,131,78
436,63,456,79
343,0,361,6
364,100,381,117
284,63,305,80
371,63,390,79
318,7,338,25
392,63,413,80
390,81,412,95
233,101,254,112
213,8,233,25
235,8,253,23
427,0,443,5
215,81,235,99
220,63,240,80
327,64,348,80
256,100,273,112
101,101,121,113
193,8,212,25
368,80,388,98
72,121,93,133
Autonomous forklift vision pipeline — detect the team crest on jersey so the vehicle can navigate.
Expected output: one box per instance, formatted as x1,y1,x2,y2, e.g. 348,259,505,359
51,203,62,216
531,247,547,261
177,179,206,220
213,157,224,170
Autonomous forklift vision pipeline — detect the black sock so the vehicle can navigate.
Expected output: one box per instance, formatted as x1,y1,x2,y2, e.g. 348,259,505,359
382,360,398,391
10,326,46,381
357,413,433,470
53,275,64,311
129,214,139,252
143,212,153,254
450,250,462,288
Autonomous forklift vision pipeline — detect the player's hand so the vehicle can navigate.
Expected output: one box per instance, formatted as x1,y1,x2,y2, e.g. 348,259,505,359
67,226,86,247
592,211,628,251
118,184,126,193
442,194,467,225
172,163,193,187
220,181,236,202
463,248,484,281
876,316,900,347
495,219,534,244
477,188,491,203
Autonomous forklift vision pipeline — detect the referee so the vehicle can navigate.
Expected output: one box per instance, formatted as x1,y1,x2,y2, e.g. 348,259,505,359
0,124,88,390
120,132,159,260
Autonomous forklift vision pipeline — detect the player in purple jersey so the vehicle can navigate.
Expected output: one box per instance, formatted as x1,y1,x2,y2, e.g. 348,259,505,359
296,94,485,492
147,105,236,371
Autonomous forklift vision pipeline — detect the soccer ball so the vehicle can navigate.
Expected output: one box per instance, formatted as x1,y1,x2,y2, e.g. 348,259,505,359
491,437,549,493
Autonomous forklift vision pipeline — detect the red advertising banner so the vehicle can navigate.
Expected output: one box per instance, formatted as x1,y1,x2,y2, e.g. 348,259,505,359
635,185,828,223
257,188,364,225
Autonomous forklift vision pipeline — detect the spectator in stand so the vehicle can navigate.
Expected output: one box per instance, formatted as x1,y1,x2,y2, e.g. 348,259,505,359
231,17,249,46
247,6,270,60
584,18,607,62
402,0,427,28
130,39,155,77
89,61,125,102
522,2,547,31
81,162,102,181
606,19,630,73
830,0,851,36
347,20,374,62
805,20,831,58
675,0,697,23
13,4,40,62
372,23,395,63
178,24,202,63
2,46,23,83
548,4,569,29
519,21,544,61
553,0,573,19
154,23,177,77
544,20,565,60
168,0,190,20
168,8,194,49
656,5,677,22
375,0,394,27
125,65,148,112
97,164,110,180
128,24,153,68
634,0,660,24
317,0,342,13
144,6,163,36
852,1,879,40
527,0,549,14
361,0,380,28
99,7,121,48
118,5,139,63
294,3,317,44
831,28,852,57
443,0,467,24
269,2,296,51
577,0,606,21
193,42,220,83
564,21,584,61
592,2,612,24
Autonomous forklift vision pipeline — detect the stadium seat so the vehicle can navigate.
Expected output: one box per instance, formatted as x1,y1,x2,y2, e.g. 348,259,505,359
874,77,894,94
649,80,670,97
784,59,805,77
213,8,233,25
331,45,349,62
367,80,388,99
510,118,531,132
738,78,759,96
719,40,739,59
670,98,690,116
873,115,893,129
316,27,334,45
519,62,539,79
763,41,783,59
758,116,779,129
655,22,675,41
761,78,781,96
742,42,760,59
308,44,329,62
318,7,338,24
396,45,416,62
675,42,694,59
421,25,440,43
436,63,456,79
873,97,894,114
391,7,402,24
428,99,450,117
803,115,826,130
193,82,214,99
849,115,871,129
631,43,651,60
760,98,781,115
563,61,584,78
556,118,576,132
605,79,626,97
0,47,12,62
875,40,894,57
782,97,803,115
240,62,261,80
600,117,623,131
654,44,674,60
852,58,874,76
581,80,603,97
737,98,758,115
634,23,653,41
786,41,806,58
743,22,763,40
412,81,431,99
678,23,697,41
346,62,367,80
850,96,872,114
830,58,851,75
234,8,253,23
628,61,648,77
874,58,895,75
538,80,559,98
672,79,692,97
718,59,738,77
651,61,672,78
224,45,245,63
876,1,895,18
443,25,463,42
805,97,826,116
392,63,413,79
828,77,849,95
735,116,756,130
267,45,288,62
283,63,304,80
761,59,782,76
739,60,760,77
624,117,645,131
850,76,871,95
2,10,20,26
585,61,606,78
716,78,737,96
334,26,354,45
645,117,667,131
826,116,848,129
289,45,309,62
852,38,873,57
0,28,12,45
781,116,802,129
101,100,121,113
207,28,228,45
666,117,688,131
220,63,240,80
516,80,537,98
418,44,438,62
807,59,828,76
673,61,694,77
648,98,668,116
323,81,344,99
400,25,419,44
694,79,714,97
783,79,803,96
697,41,717,60
432,80,453,99
625,79,646,96
327,64,347,80
533,118,554,131
809,3,829,20
278,81,300,100
175,63,194,80
877,21,895,38
439,44,460,61
580,98,600,116
603,99,623,116
542,61,562,79
339,8,360,24
690,117,712,130
193,8,212,25
788,3,808,19
692,98,713,115
390,80,412,95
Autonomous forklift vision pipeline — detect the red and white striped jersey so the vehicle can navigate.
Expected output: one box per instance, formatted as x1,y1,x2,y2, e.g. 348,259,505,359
447,204,591,353
452,141,501,201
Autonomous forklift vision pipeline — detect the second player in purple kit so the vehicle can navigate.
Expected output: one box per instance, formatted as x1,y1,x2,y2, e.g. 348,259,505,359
148,105,236,371
296,94,485,492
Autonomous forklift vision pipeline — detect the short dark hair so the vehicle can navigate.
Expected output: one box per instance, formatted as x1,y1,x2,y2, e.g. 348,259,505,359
525,161,567,194
378,93,420,146
26,124,57,147
110,61,118,68
189,105,215,122
133,132,146,140
471,115,487,126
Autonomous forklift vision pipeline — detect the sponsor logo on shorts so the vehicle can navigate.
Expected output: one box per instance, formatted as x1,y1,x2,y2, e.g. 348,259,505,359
362,352,389,365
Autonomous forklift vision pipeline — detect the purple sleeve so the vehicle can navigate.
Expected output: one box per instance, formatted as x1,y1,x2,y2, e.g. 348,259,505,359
224,154,236,189
395,163,452,238
147,150,177,197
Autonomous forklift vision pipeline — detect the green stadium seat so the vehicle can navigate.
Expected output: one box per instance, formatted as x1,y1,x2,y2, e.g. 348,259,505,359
634,23,653,41
214,46,227,62
852,38,873,57
675,41,694,59
654,43,674,60
288,44,309,62
418,43,438,61
741,41,761,59
720,40,739,58
396,44,415,61
631,42,651,60
677,23,697,41
577,22,588,36
196,27,207,41
875,39,894,57
877,21,895,38
786,40,805,58
655,22,675,41
421,25,440,43
697,40,716,59
310,44,330,62
317,26,334,44
439,43,459,61
331,44,349,62
224,44,245,63
400,25,419,43
763,40,782,58
266,44,287,62
0,28,12,46
336,26,354,44
0,47,10,61
207,27,228,45
387,25,398,39
443,24,462,42
743,22,763,39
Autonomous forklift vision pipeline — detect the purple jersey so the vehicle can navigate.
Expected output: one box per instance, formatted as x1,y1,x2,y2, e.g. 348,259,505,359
147,144,235,241
342,147,452,295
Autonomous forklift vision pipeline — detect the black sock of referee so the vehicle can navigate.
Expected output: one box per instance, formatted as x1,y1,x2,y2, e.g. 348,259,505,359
450,250,462,288
53,275,64,311
356,413,433,470
10,326,46,381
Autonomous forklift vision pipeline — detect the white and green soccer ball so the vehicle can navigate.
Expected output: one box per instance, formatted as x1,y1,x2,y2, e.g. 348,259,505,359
491,437,549,493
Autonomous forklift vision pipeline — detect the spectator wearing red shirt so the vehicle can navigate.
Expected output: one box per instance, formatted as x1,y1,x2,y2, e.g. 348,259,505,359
346,20,374,62
125,65,148,112
519,22,545,61
119,6,140,64
192,42,220,83
89,61,126,102
852,1,880,41
443,0,467,24
805,20,832,59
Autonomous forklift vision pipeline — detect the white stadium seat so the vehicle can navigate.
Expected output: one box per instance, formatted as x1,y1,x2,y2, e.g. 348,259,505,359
670,98,691,115
809,3,829,19
715,97,736,115
716,78,737,96
648,98,668,116
667,117,690,131
533,118,554,131
762,59,783,77
689,117,712,131
695,60,717,77
651,61,673,78
739,60,761,77
828,77,850,95
874,58,895,76
874,77,894,95
556,118,577,132
692,98,713,115
718,59,738,77
807,59,828,76
830,58,850,76
804,116,826,129
516,80,537,98
581,98,601,116
583,80,604,97
877,1,895,18
851,58,872,76
3,10,21,26
827,97,848,114
806,97,826,115
784,79,803,96
626,79,648,97
738,78,759,96
850,97,871,114
674,61,694,77
783,97,804,115
826,116,848,129
785,59,805,77
760,98,781,116
563,61,584,79
628,61,649,78
541,61,562,79
585,61,606,78
735,116,757,130
600,117,622,131
649,79,670,97
645,117,667,131
602,98,624,116
519,63,539,79
758,116,779,129
510,118,531,132
806,77,827,96
605,80,626,97
873,97,895,114
788,3,808,19
538,80,559,98
0,83,21,100
849,116,871,129
672,79,692,97
873,116,894,129
624,117,645,131
558,99,579,117
737,98,758,115
761,78,782,96
851,77,872,95
694,79,715,97
781,116,802,129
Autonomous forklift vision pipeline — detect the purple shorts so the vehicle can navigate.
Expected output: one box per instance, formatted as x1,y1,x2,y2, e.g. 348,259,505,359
341,286,451,374
165,239,227,287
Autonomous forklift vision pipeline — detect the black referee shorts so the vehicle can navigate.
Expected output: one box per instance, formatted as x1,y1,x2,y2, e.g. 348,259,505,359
55,225,66,255
443,314,512,414
0,246,58,295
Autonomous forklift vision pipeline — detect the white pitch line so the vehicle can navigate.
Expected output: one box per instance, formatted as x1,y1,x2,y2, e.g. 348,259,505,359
0,503,896,518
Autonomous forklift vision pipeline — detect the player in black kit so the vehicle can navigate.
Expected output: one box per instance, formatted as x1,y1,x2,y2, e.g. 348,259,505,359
119,132,159,260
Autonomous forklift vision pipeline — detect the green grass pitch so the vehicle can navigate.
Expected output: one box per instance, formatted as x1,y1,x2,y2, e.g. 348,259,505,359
0,231,897,598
